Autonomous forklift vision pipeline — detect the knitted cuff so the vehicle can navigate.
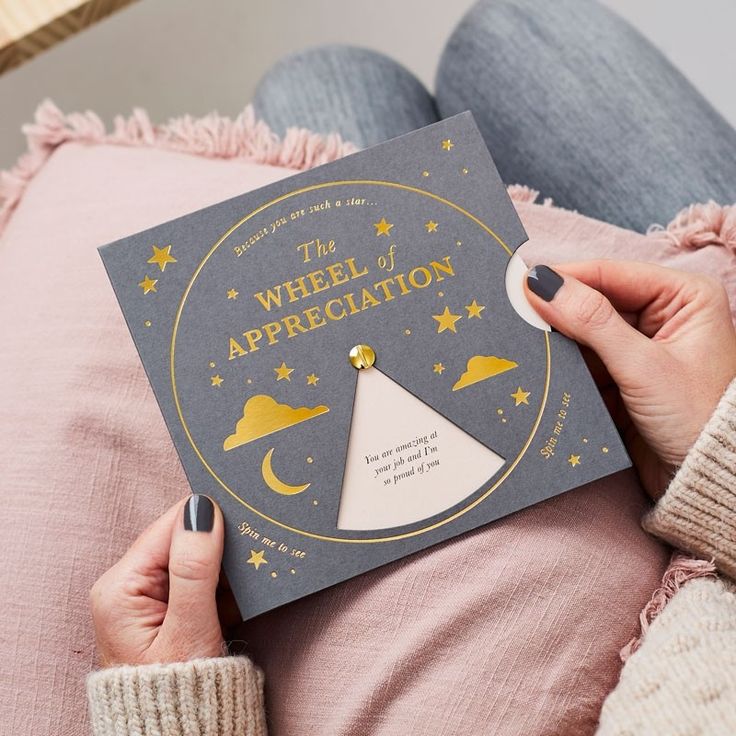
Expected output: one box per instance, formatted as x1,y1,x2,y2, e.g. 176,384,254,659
644,378,736,580
87,656,267,736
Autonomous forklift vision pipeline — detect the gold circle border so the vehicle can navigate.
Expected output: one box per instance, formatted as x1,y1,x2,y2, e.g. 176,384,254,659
170,180,551,543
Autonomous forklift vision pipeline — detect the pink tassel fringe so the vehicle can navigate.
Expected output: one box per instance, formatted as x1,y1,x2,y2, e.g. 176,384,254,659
0,100,358,232
3,101,734,252
620,552,717,662
0,101,558,235
506,183,554,207
648,201,736,252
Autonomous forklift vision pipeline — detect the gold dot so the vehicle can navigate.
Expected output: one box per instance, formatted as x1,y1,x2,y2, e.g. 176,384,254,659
438,291,444,297
270,571,278,578
290,568,296,574
422,170,430,177
582,437,588,443
313,500,319,506
246,378,253,384
306,456,313,464
497,408,504,415
144,320,152,327
601,446,609,454
404,329,411,336
502,418,507,423
456,240,462,246
462,167,469,174
209,361,216,368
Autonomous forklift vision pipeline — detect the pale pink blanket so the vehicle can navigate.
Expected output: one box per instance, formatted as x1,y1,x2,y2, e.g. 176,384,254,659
1,103,734,736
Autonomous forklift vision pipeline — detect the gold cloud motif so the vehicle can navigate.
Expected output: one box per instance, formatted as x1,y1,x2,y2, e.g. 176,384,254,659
452,355,518,391
223,394,329,451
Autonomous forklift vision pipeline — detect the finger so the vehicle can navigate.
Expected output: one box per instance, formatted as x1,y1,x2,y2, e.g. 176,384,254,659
113,501,181,577
551,260,696,314
164,495,224,638
525,264,653,386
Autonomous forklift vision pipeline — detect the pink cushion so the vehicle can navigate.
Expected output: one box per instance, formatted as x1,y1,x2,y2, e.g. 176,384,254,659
2,105,733,735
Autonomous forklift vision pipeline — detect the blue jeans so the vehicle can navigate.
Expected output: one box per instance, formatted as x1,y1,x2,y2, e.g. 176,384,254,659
253,0,736,232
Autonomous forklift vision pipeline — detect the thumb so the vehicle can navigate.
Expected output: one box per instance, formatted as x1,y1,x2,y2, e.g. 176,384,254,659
524,264,652,385
163,494,225,654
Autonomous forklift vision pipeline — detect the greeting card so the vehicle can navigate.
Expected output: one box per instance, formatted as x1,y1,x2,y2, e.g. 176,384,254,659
99,112,629,619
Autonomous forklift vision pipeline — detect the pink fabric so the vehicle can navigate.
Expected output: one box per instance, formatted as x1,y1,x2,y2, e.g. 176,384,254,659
1,107,735,735
0,100,357,232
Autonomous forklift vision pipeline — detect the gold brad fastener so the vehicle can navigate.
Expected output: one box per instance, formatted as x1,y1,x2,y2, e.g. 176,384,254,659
348,344,376,370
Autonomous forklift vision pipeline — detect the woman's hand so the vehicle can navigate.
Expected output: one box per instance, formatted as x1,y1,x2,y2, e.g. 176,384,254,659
90,495,238,667
525,261,736,498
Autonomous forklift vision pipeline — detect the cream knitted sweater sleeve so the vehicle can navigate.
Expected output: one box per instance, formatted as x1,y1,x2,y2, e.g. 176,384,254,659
87,656,267,736
643,378,736,579
87,381,736,736
597,378,736,735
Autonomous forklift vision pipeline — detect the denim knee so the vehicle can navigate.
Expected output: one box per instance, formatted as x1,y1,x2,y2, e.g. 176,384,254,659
255,45,408,103
254,45,437,147
436,0,628,115
433,0,736,230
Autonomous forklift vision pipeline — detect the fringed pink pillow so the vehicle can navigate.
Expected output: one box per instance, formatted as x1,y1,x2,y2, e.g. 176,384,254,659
1,102,734,736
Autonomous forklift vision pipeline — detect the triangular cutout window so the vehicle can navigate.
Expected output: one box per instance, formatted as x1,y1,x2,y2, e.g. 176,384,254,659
337,366,505,530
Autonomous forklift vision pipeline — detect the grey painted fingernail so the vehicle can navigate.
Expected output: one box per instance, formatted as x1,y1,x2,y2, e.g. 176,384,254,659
184,495,214,532
527,265,564,302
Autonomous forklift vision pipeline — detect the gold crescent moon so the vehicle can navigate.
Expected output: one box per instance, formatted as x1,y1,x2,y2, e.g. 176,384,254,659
261,448,311,496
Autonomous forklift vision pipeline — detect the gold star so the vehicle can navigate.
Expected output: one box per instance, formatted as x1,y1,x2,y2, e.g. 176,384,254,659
247,550,267,570
274,361,294,381
433,306,462,334
147,244,177,272
568,454,581,467
511,387,530,406
441,138,454,151
466,299,486,319
425,220,438,233
227,288,239,300
306,373,319,386
210,374,223,388
138,275,158,294
374,217,393,236
433,363,445,375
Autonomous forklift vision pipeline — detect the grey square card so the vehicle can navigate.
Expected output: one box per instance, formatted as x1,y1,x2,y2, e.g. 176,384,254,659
99,112,630,620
